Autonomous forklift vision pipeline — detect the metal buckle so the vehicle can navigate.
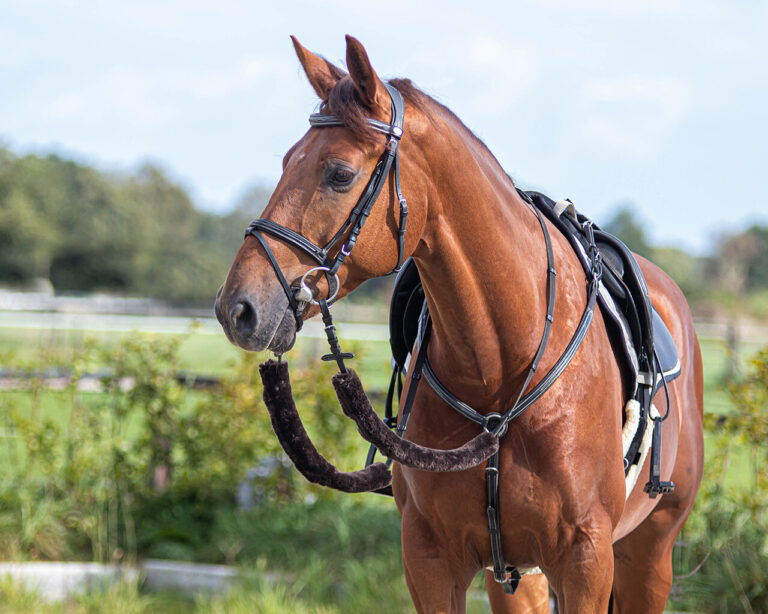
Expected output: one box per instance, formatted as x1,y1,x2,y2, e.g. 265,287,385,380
483,412,507,437
294,266,340,306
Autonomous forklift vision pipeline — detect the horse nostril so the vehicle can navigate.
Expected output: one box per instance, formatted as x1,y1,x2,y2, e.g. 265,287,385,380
231,300,257,337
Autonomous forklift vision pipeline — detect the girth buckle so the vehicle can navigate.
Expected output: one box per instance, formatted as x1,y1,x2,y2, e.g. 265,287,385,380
498,565,522,595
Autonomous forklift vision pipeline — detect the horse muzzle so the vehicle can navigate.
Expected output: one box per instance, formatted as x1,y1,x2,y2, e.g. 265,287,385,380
215,287,297,353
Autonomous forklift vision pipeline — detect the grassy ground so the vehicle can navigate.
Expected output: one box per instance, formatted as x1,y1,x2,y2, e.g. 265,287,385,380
697,335,763,415
0,322,762,612
0,324,754,404
0,326,393,388
0,499,496,614
0,325,757,488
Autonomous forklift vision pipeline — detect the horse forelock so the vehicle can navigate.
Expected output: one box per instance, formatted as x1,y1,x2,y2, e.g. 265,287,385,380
323,77,381,144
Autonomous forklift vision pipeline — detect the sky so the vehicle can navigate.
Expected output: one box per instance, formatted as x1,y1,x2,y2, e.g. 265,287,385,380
1,0,766,254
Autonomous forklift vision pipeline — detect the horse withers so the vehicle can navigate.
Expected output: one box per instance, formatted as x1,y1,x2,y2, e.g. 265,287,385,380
215,35,704,614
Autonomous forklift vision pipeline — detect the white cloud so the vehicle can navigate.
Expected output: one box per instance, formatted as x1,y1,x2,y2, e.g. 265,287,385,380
39,56,281,128
578,76,692,156
465,36,538,114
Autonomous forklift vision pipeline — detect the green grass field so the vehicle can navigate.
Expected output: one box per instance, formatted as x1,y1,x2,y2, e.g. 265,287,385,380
0,321,764,612
0,322,752,404
0,323,756,491
0,325,394,388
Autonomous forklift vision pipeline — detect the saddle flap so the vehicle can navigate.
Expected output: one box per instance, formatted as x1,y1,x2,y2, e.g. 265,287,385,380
523,190,680,396
653,309,680,379
389,259,425,369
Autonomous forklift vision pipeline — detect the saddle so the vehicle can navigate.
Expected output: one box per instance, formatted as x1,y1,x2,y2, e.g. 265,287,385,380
387,190,681,494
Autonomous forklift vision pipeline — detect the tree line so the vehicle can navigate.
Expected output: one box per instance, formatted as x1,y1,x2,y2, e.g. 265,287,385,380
602,207,768,319
0,146,270,305
1,146,767,316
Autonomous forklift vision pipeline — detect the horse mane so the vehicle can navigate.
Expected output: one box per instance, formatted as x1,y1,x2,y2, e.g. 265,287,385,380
323,77,513,185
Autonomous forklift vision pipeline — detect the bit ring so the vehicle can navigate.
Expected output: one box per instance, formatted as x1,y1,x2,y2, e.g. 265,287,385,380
295,266,340,305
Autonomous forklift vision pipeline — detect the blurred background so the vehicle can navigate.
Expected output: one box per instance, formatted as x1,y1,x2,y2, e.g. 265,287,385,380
1,1,767,612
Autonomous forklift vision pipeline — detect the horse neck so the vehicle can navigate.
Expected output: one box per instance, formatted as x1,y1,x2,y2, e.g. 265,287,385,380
411,117,552,408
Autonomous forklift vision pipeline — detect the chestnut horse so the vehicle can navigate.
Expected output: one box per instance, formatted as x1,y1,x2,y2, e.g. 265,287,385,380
215,36,703,614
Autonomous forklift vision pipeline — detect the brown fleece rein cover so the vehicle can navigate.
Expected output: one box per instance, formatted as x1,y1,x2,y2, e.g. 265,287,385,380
259,360,499,493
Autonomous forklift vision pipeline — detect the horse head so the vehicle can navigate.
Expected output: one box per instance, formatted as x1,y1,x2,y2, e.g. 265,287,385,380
215,36,429,354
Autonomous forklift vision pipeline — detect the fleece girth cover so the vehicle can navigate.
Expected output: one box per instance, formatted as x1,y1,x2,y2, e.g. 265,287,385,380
259,360,392,493
332,369,499,472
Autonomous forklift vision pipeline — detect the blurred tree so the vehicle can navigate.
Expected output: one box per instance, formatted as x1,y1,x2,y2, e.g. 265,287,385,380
744,225,768,291
230,182,272,221
652,246,704,297
602,203,654,259
0,147,267,305
0,151,62,281
710,229,760,295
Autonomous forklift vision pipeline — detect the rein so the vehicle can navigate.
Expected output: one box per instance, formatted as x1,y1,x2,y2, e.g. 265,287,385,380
250,83,603,595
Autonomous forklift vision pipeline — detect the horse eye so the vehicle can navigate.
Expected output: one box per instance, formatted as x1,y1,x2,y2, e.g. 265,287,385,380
328,167,355,188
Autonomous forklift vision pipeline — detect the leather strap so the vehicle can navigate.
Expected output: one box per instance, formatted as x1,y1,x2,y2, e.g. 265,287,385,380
244,83,409,329
247,218,332,267
365,315,432,471
415,197,603,590
395,316,432,440
487,450,522,594
251,231,304,330
419,200,603,435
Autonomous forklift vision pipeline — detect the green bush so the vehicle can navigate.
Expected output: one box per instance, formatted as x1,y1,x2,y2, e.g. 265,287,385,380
670,346,768,612
0,334,378,565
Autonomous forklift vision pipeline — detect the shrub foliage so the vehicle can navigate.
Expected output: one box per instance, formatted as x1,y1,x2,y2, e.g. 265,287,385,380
669,346,768,612
3,334,768,610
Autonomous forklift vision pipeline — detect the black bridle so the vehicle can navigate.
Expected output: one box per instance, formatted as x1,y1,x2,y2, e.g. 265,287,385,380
245,82,408,334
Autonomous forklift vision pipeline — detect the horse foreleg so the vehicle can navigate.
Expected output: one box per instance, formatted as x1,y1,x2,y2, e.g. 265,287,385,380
545,516,615,614
401,507,475,614
485,571,551,614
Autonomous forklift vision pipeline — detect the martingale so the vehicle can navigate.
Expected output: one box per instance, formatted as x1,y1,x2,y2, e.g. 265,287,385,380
249,80,678,594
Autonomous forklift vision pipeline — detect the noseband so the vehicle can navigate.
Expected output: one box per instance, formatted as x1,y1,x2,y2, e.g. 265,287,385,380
245,83,409,332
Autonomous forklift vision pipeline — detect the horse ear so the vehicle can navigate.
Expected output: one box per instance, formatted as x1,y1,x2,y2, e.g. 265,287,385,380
291,36,345,100
345,35,388,110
